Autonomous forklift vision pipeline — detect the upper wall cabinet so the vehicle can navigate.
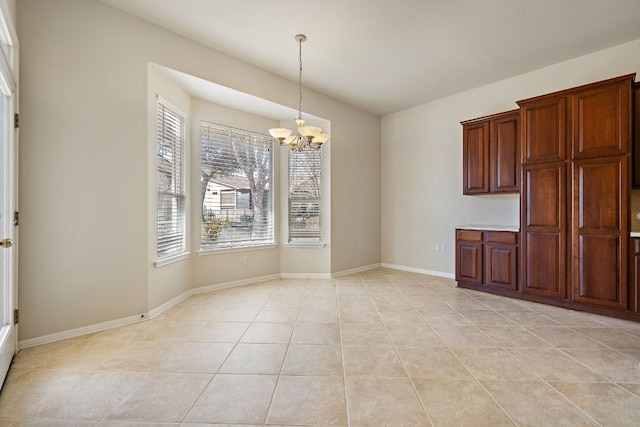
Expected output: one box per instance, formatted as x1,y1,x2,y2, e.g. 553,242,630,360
521,97,567,164
571,79,631,159
521,77,632,164
462,110,520,194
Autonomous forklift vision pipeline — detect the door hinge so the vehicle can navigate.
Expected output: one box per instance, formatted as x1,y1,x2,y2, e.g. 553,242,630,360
13,211,18,226
13,309,18,324
14,113,18,129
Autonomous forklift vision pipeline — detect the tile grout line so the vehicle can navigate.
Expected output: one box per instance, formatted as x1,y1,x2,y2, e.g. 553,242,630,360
368,273,436,427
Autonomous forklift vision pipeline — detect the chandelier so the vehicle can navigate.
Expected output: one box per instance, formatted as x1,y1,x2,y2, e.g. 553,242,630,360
269,34,329,150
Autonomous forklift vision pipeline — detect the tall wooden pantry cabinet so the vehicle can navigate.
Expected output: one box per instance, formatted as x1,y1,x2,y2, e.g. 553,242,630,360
518,74,633,311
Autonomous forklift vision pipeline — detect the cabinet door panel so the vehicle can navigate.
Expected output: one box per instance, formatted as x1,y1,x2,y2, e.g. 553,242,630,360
456,241,483,284
521,162,566,298
572,80,631,158
575,160,623,232
523,232,566,298
521,97,566,164
523,164,566,228
463,122,490,194
631,239,640,312
574,235,625,307
633,84,640,187
573,157,627,309
486,244,517,290
491,113,520,192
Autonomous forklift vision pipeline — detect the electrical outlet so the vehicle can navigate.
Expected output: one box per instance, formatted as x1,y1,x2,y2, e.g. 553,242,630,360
435,244,440,252
441,243,446,252
243,256,249,265
351,241,356,251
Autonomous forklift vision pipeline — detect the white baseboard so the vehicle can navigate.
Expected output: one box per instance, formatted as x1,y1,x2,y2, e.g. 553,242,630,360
18,274,280,349
381,263,455,279
280,272,333,279
18,313,147,350
191,274,281,295
19,265,450,350
147,291,192,319
332,263,381,278
150,274,282,319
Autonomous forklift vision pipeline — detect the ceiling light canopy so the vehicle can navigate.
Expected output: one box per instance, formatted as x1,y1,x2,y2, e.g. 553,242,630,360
269,34,329,150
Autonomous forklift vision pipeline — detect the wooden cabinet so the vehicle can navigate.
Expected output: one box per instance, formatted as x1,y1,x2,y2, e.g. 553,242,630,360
572,157,628,309
521,96,567,164
630,238,640,312
571,79,631,159
455,230,483,284
462,110,519,194
456,229,518,291
485,231,518,290
521,162,567,299
462,121,490,194
518,74,633,313
633,84,640,187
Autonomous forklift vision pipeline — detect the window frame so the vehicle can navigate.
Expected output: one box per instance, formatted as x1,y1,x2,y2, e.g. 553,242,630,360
288,147,322,243
155,96,187,261
199,121,275,251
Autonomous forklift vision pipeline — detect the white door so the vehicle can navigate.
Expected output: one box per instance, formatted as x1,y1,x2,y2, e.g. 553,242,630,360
0,0,18,388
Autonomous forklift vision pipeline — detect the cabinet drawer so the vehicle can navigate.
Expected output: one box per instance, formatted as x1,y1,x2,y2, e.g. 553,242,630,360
456,229,483,242
486,231,518,245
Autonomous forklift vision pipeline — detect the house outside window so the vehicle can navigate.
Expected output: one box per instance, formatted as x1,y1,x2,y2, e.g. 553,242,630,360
156,98,186,259
200,122,274,249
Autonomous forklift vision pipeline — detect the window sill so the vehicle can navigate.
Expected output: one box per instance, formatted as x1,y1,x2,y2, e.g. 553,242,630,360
154,252,191,268
286,241,326,248
197,243,277,256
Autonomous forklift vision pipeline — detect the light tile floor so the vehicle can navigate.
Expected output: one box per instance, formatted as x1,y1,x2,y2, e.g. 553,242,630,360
1,268,640,426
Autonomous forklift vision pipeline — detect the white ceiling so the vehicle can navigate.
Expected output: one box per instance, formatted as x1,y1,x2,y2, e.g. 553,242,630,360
101,0,640,116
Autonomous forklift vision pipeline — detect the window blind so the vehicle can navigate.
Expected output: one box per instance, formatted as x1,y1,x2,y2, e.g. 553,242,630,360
156,100,186,258
289,148,322,241
200,122,274,249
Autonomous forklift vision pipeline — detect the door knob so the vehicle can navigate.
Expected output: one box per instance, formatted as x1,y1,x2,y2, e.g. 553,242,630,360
0,238,12,248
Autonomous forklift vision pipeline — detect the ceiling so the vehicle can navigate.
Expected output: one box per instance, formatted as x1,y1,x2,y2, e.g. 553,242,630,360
100,0,640,116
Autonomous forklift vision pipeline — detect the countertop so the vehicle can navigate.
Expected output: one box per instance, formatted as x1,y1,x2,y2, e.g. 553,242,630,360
631,232,640,238
457,224,520,232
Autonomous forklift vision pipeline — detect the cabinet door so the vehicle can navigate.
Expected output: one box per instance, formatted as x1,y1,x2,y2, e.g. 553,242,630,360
631,239,640,312
485,244,517,290
633,84,640,187
571,79,631,159
490,112,520,192
485,231,518,290
572,157,628,309
456,230,483,284
520,96,567,164
521,163,567,298
463,121,490,194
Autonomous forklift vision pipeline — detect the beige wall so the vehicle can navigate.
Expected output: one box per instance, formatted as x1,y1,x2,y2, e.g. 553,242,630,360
382,38,640,276
17,0,382,342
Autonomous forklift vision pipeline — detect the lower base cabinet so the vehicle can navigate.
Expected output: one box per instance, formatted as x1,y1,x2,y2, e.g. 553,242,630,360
485,231,518,290
457,231,640,322
631,238,640,313
456,229,518,290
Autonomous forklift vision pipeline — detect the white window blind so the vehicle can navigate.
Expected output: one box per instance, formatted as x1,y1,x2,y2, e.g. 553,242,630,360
156,99,186,258
289,148,322,241
200,122,274,249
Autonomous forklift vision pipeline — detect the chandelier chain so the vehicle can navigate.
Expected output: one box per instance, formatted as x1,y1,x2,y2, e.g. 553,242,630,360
298,37,303,120
268,34,328,150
